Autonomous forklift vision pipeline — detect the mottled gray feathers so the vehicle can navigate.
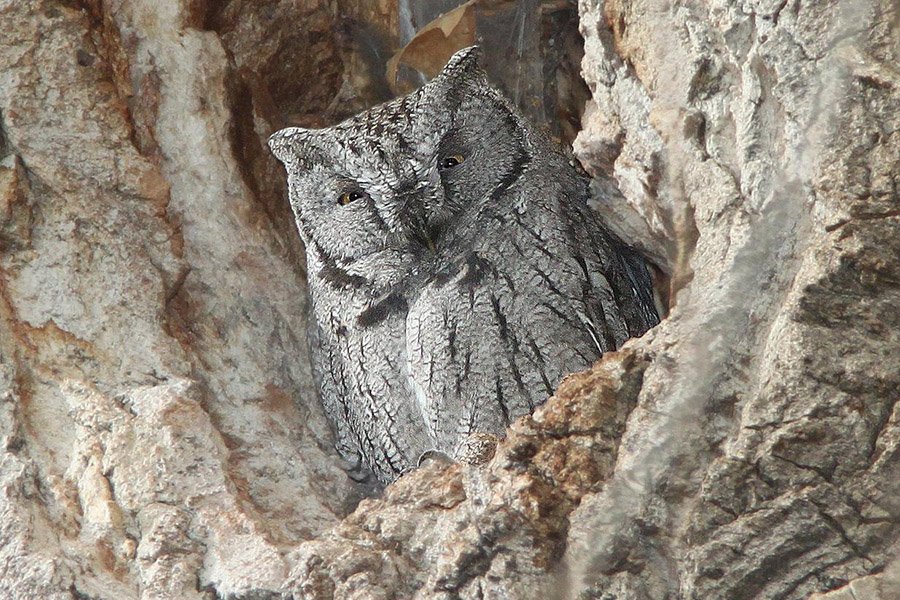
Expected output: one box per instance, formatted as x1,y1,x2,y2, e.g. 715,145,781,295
270,46,659,484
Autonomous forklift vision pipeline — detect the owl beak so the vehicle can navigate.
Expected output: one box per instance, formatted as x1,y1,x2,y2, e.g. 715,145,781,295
410,222,437,252
394,188,438,252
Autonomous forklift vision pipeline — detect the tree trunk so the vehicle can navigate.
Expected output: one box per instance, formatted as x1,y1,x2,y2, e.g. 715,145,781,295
0,1,896,599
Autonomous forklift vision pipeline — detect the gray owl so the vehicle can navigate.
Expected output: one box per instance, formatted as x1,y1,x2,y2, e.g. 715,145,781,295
269,47,659,484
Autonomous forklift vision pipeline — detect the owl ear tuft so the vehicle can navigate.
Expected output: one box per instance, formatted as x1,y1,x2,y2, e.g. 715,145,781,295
437,46,483,82
268,127,313,166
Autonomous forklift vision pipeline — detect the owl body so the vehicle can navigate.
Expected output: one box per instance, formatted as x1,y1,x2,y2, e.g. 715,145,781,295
270,47,658,484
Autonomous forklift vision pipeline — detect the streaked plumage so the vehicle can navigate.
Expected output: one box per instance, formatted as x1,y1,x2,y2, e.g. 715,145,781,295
269,47,658,484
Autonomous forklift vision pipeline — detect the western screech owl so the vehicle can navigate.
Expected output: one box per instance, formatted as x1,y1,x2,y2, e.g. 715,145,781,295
269,47,659,484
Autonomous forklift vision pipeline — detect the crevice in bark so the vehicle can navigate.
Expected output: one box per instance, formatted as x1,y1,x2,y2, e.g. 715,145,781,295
65,0,159,160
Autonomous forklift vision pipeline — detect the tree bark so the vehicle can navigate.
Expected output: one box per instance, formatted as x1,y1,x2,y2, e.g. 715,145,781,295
0,1,896,599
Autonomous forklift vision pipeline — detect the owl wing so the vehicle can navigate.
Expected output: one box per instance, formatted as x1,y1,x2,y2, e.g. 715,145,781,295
616,243,662,334
307,315,364,469
572,204,660,340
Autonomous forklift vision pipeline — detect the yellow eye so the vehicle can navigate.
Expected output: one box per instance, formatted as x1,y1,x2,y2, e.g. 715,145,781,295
439,154,465,170
338,190,365,206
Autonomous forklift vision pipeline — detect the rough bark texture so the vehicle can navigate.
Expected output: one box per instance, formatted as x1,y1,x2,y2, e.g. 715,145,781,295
0,1,897,599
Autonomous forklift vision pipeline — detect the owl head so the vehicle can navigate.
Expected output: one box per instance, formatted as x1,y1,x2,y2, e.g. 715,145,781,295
268,46,532,265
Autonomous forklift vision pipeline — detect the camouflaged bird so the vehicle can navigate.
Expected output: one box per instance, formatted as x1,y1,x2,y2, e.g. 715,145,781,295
269,47,659,484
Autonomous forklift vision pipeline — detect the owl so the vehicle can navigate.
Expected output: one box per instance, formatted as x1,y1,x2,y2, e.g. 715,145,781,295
269,47,659,484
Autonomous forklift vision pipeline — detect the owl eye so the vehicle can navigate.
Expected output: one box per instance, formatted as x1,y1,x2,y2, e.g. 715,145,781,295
338,190,366,206
439,154,465,170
